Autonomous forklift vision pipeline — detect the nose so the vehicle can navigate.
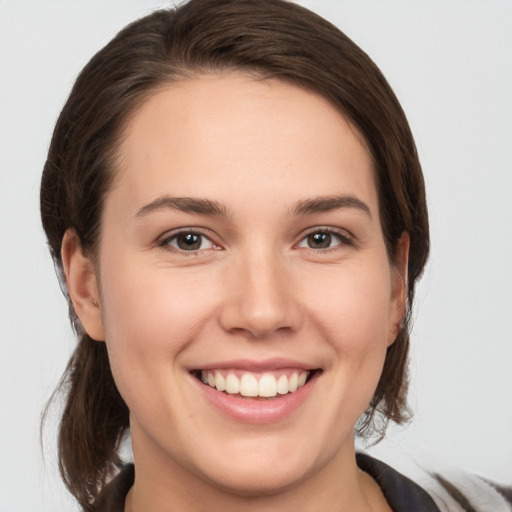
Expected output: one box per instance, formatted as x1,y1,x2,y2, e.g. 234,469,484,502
219,249,301,339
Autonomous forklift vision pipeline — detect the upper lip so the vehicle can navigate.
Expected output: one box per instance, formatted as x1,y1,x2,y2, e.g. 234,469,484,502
190,358,319,372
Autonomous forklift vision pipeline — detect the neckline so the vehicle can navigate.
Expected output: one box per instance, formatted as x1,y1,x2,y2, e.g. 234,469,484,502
94,454,441,512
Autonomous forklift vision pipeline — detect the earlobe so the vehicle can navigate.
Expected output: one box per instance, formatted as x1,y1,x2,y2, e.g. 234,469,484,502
388,232,410,346
61,229,105,341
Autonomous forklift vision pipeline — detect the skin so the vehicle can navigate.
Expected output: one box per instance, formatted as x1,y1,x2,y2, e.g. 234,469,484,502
63,73,408,512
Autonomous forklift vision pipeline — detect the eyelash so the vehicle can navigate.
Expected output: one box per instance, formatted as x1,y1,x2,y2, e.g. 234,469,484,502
157,227,354,255
296,227,354,252
158,229,219,255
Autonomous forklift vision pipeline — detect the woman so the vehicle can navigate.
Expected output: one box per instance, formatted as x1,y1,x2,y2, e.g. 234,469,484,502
40,1,511,511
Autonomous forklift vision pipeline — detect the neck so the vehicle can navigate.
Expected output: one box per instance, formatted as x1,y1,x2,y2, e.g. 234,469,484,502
125,434,390,512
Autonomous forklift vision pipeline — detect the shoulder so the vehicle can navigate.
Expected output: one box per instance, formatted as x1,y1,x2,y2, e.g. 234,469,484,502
428,470,512,512
357,453,512,512
357,453,440,511
94,458,511,512
93,464,134,512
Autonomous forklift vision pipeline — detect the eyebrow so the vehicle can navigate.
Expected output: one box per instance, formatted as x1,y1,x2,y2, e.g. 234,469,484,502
136,196,229,218
292,195,372,218
135,194,371,219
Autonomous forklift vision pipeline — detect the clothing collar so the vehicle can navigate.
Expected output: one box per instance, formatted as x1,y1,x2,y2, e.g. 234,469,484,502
94,454,441,512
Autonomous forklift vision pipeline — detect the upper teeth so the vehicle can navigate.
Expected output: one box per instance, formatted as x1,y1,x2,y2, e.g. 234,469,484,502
201,370,309,397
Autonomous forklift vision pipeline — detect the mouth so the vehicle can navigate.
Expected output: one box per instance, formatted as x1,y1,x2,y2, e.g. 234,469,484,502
189,362,322,423
191,368,320,400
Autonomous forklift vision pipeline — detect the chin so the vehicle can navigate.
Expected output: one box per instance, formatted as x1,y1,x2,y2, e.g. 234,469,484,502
189,439,319,498
203,463,311,498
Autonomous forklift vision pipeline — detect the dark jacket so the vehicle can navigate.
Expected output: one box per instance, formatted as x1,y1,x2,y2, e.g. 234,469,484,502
93,454,512,512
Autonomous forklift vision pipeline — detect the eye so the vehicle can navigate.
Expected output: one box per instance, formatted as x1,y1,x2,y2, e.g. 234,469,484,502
162,231,217,252
297,229,351,250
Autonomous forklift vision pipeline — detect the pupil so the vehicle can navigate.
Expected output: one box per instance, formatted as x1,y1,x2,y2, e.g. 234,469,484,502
177,233,201,250
309,232,331,248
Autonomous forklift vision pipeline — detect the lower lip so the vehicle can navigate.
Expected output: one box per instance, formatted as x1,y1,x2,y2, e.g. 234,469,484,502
193,373,318,424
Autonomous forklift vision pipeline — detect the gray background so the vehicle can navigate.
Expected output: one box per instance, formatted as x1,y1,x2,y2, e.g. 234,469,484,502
1,1,511,510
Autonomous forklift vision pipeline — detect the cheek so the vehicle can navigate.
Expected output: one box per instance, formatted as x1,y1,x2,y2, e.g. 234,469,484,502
97,260,220,392
101,260,214,337
303,259,393,414
304,260,394,352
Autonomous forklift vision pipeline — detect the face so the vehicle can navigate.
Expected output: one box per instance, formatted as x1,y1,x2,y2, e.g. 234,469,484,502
68,73,408,496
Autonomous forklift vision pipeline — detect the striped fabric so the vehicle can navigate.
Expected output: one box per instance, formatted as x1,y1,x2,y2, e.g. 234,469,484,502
94,457,512,511
426,471,512,512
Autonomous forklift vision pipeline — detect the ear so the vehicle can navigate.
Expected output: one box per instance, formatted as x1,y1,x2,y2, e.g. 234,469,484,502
61,229,105,341
388,232,410,346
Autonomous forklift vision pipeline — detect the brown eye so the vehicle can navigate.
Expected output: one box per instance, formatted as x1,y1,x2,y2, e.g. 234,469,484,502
307,232,332,249
298,230,350,250
177,233,202,250
164,232,215,252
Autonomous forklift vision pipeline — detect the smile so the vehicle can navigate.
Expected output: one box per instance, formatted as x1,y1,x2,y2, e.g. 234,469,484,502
199,369,310,398
189,361,321,423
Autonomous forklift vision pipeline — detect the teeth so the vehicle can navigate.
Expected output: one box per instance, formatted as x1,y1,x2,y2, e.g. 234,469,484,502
288,372,298,392
225,373,240,394
276,374,288,395
240,373,258,397
258,373,277,397
200,370,310,397
215,372,226,392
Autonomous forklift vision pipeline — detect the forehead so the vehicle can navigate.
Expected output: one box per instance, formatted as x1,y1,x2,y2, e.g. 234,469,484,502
111,72,377,215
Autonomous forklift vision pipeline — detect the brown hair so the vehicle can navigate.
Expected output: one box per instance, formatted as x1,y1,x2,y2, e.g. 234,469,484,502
40,0,429,509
